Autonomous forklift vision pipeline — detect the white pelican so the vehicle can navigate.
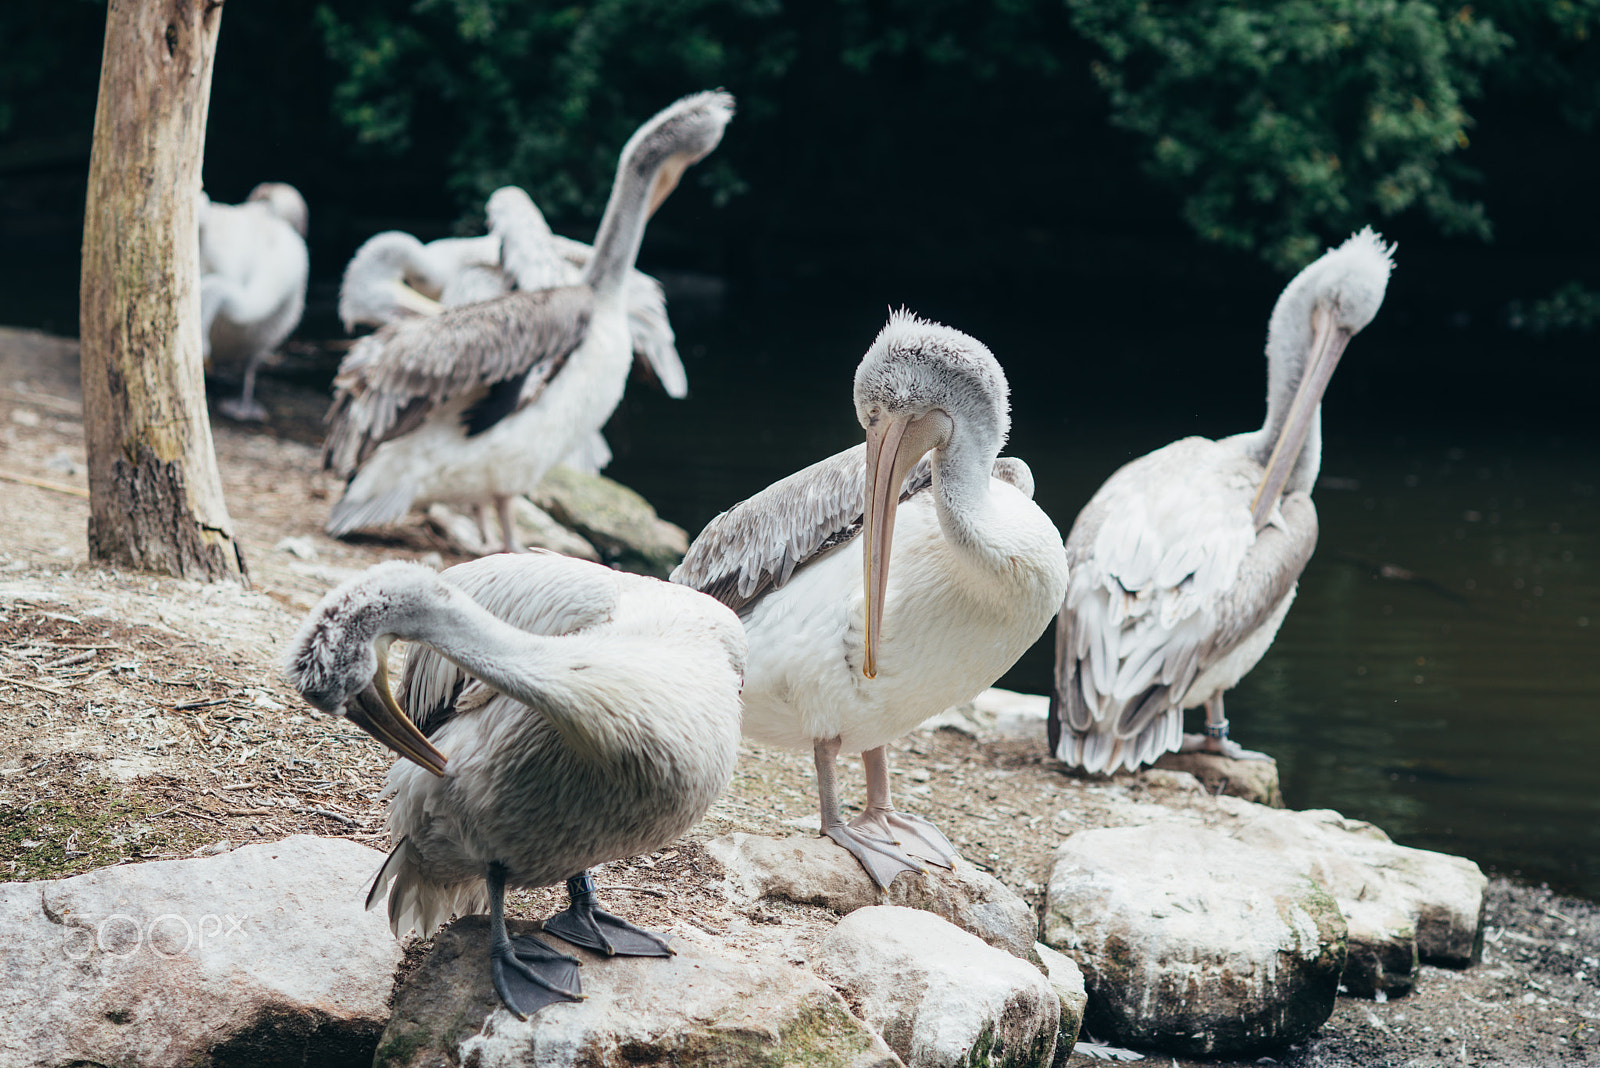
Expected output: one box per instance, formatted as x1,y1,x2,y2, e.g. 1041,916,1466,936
1048,228,1395,774
283,551,746,1018
336,232,501,329
198,182,310,421
673,312,1069,888
321,91,731,552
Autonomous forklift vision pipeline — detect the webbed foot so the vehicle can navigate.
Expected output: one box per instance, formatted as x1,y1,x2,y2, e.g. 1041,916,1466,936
490,933,583,1020
541,872,672,957
848,808,960,869
823,821,931,890
1180,732,1273,761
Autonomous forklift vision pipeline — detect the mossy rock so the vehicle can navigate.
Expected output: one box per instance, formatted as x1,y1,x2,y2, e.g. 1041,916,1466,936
532,466,688,578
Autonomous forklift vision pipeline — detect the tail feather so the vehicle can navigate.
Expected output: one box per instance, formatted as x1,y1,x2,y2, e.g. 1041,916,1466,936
326,482,415,538
366,836,488,938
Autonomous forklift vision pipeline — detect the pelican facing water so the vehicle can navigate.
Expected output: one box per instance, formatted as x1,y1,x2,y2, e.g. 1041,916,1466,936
321,91,732,552
1048,228,1395,774
674,312,1068,888
284,552,745,1018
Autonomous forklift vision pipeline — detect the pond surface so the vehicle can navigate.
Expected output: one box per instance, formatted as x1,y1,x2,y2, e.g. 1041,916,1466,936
605,287,1600,901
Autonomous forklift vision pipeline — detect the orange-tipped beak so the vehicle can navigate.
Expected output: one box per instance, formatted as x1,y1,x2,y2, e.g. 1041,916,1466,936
343,656,448,776
862,415,924,679
1250,306,1353,529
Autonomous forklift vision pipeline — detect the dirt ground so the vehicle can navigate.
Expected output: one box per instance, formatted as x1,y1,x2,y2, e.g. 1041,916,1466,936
1,327,1596,1067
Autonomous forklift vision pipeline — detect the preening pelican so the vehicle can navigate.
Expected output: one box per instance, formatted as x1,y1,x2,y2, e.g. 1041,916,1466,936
283,552,746,1018
673,312,1068,888
336,232,501,330
198,182,309,421
1048,228,1395,774
321,91,731,552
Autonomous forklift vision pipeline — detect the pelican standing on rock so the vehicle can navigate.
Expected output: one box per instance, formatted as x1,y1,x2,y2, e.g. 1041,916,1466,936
283,552,746,1018
673,312,1069,888
321,91,732,551
198,182,310,421
1048,228,1395,774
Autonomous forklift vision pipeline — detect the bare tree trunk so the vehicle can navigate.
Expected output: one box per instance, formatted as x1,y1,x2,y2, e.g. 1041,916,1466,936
79,0,248,583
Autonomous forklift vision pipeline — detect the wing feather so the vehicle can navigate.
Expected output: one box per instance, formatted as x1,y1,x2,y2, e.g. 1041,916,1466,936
322,286,593,475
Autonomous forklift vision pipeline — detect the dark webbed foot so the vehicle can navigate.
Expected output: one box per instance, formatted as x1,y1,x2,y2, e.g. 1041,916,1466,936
541,872,673,957
490,932,583,1019
849,808,960,869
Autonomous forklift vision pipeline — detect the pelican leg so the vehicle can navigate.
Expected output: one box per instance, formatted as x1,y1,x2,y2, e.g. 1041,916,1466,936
1180,694,1273,762
540,871,674,957
495,495,525,554
848,746,959,869
218,355,268,422
486,862,582,1020
814,736,932,890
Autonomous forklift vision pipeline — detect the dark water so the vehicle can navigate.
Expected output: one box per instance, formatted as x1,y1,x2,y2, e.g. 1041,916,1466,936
606,288,1600,902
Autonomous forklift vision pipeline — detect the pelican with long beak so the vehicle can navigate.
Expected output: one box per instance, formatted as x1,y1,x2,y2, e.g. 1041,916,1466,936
284,552,746,1019
1049,227,1395,774
673,311,1068,887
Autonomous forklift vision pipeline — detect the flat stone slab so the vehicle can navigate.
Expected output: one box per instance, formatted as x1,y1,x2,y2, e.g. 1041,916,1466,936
1043,823,1347,1057
379,915,901,1068
708,832,1037,958
815,906,1059,1068
0,835,402,1068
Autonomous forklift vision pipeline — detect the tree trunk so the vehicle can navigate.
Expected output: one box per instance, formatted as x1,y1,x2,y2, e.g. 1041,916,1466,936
79,0,248,583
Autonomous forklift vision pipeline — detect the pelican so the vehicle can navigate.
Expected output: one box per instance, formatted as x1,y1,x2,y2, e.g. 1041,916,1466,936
198,182,309,421
336,232,501,329
283,551,746,1018
1047,228,1395,774
321,91,731,552
673,312,1069,888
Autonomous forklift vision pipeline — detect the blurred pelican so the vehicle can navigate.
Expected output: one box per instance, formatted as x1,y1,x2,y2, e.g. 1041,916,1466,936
674,312,1068,887
1048,228,1395,773
322,92,733,552
284,551,745,1019
198,182,309,421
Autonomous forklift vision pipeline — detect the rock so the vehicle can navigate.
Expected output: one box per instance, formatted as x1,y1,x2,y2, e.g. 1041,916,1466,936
1043,823,1347,1057
920,687,1050,742
1033,943,1087,1064
377,915,900,1068
1217,799,1488,973
426,503,489,556
0,835,403,1068
509,496,601,561
1151,750,1283,807
532,466,688,577
814,906,1059,1068
707,832,1037,958
272,535,318,561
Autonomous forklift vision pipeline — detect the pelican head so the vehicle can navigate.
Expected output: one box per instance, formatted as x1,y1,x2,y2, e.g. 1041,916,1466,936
1252,227,1395,525
247,181,309,238
338,231,446,332
623,90,737,216
853,310,1010,678
283,561,449,775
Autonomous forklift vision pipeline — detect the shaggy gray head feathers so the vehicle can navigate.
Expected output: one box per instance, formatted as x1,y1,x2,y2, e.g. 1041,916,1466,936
853,309,1011,448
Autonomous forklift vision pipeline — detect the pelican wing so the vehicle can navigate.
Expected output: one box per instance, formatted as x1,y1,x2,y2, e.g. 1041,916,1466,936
673,445,1030,615
1048,438,1318,773
551,234,685,398
399,551,619,738
322,285,593,475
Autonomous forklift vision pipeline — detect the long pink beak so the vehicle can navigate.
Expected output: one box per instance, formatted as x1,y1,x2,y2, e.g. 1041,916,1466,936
1250,307,1353,529
862,415,921,679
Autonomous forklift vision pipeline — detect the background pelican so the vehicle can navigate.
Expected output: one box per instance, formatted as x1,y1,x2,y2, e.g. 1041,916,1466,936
1048,228,1395,774
197,182,309,421
283,552,746,1018
336,231,501,330
673,311,1068,888
321,91,733,552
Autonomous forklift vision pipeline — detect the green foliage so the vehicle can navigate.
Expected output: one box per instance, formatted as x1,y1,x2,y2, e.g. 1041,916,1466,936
1507,280,1600,333
316,0,798,220
1478,0,1600,129
1065,0,1512,270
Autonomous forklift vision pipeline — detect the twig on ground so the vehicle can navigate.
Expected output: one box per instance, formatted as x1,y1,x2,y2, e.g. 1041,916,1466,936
0,471,88,498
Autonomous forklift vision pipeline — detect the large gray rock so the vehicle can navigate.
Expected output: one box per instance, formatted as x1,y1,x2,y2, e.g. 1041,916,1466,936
1033,943,1087,1065
0,835,402,1068
532,467,688,577
814,906,1059,1068
707,832,1037,958
1043,823,1347,1057
378,915,900,1068
1217,800,1487,983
